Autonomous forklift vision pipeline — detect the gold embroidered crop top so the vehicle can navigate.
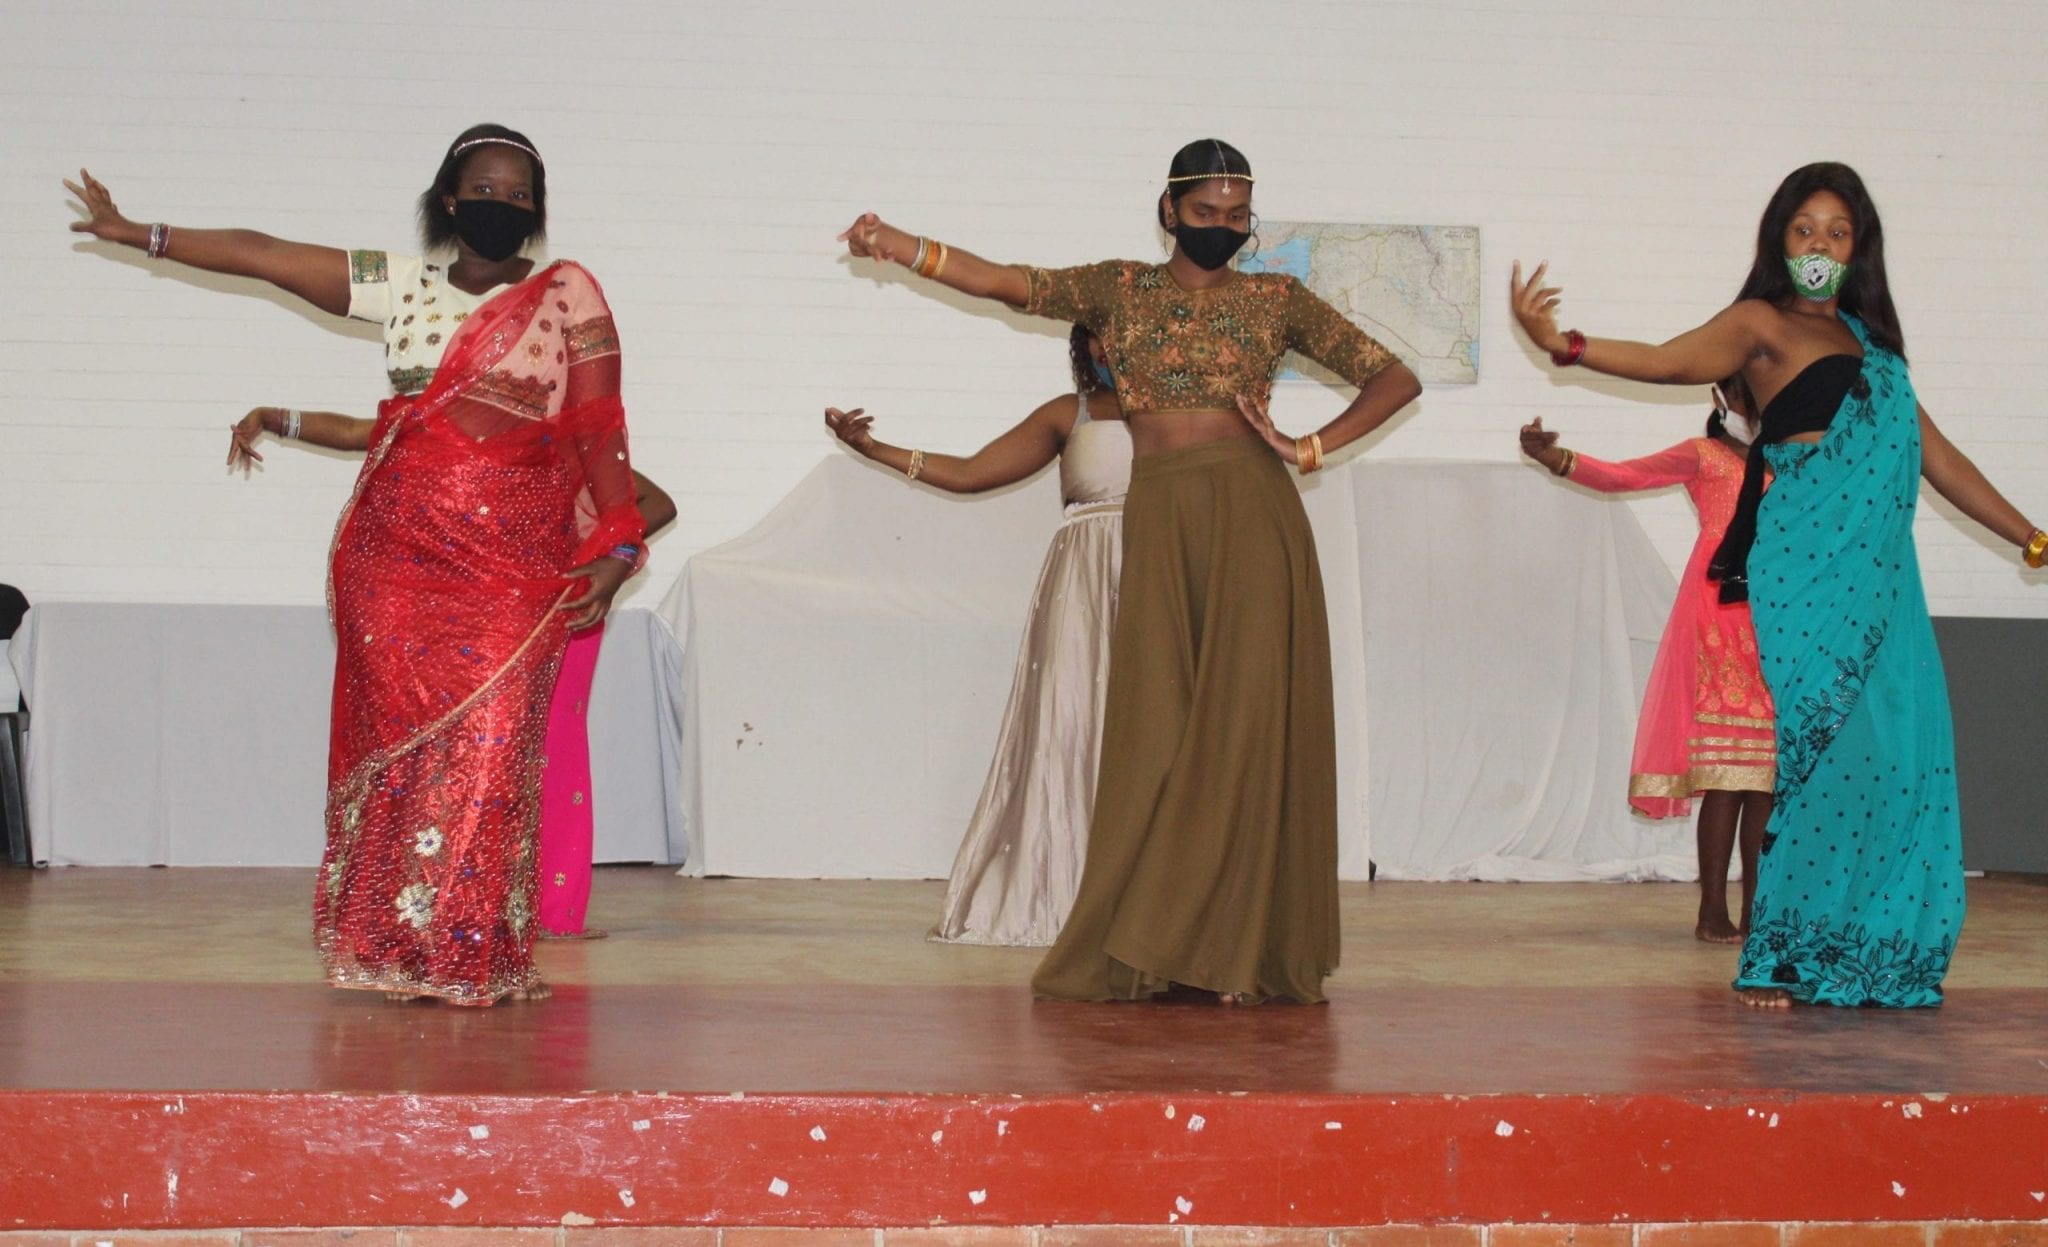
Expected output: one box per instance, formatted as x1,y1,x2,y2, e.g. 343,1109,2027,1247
1020,260,1399,415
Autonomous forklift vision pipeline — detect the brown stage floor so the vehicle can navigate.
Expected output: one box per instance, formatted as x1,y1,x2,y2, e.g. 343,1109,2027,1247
3,866,2045,1096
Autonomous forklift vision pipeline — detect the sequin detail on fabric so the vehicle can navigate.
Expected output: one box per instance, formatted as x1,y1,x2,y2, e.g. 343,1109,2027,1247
1019,261,1397,414
316,260,643,1006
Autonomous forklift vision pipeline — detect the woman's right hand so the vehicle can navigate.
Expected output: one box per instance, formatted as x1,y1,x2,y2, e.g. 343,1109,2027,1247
64,169,141,245
1519,417,1561,460
836,213,912,266
228,408,271,474
824,406,875,453
1509,260,1570,357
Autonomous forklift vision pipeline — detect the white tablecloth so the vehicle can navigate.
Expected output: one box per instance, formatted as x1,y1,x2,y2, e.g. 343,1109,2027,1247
7,603,677,867
658,454,1692,882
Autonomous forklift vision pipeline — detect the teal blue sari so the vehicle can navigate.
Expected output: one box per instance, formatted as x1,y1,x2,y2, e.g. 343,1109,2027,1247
1733,315,1963,1007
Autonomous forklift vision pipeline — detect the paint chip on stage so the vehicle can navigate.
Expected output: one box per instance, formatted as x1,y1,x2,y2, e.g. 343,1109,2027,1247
446,1188,469,1209
1188,1114,1207,1132
809,1125,828,1141
560,1213,596,1226
1176,1195,1194,1214
1901,1101,1923,1119
631,1119,651,1132
768,1177,790,1197
969,1189,988,1206
931,1130,944,1144
1325,1121,1343,1130
2031,1191,2045,1203
469,1124,491,1139
1892,1181,1906,1197
617,1188,635,1208
1165,1104,1177,1119
1495,1121,1516,1137
1768,1113,1779,1128
997,1119,1009,1136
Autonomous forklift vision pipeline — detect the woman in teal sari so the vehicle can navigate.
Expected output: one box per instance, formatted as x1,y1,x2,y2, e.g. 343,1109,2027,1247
1508,162,2046,1008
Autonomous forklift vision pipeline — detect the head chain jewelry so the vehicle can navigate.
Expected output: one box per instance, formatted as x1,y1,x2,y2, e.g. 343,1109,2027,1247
1167,138,1253,185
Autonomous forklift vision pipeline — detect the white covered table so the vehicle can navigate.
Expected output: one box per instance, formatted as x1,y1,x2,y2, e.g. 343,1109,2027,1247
8,602,676,867
658,455,1692,882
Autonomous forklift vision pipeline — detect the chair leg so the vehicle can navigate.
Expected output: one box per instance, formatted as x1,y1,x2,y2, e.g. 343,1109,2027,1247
0,712,27,867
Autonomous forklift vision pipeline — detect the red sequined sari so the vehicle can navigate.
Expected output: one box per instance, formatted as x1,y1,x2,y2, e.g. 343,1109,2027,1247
316,260,643,1004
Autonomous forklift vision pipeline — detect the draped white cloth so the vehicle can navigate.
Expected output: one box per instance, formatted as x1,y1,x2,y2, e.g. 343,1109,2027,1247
658,454,1691,882
8,602,674,867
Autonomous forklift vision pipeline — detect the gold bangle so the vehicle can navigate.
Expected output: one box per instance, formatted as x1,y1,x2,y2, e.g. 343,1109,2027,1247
929,240,950,281
2024,528,2048,569
915,238,943,279
1552,448,1577,478
1296,436,1315,473
1310,432,1325,472
906,448,926,481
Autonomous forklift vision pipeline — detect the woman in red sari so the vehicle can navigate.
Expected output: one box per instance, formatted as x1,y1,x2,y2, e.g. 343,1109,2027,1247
66,124,645,1004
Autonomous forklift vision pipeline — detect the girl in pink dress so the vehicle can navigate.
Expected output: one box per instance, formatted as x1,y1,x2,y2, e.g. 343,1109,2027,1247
1521,386,1775,943
537,472,675,939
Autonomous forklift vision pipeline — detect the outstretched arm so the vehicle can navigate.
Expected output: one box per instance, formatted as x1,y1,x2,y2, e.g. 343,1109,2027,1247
824,396,1072,493
67,169,351,316
1919,407,2041,550
226,406,374,471
837,212,1031,308
1510,261,1768,386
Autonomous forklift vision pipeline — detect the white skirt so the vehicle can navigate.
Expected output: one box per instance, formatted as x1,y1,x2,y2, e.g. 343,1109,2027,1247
929,502,1123,946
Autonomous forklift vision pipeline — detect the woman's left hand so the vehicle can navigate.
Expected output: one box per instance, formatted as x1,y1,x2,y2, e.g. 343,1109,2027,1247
559,555,632,631
1234,392,1299,464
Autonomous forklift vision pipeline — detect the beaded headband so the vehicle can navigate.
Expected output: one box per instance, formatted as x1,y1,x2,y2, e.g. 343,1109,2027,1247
451,136,545,169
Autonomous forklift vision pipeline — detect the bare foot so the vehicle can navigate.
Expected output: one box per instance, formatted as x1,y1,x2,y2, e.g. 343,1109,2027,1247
1737,987,1793,1009
509,981,553,1002
537,928,609,941
383,991,426,1004
1695,912,1743,944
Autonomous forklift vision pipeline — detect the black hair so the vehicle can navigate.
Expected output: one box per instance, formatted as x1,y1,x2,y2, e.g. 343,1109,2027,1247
1070,325,1110,394
417,123,548,253
1707,373,1760,439
1157,138,1253,229
1733,162,1904,360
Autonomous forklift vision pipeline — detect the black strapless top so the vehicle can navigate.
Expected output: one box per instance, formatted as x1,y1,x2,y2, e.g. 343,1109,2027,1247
1707,354,1865,603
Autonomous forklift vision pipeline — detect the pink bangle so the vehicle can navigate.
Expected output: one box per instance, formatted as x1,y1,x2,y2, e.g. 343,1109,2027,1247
1550,328,1587,367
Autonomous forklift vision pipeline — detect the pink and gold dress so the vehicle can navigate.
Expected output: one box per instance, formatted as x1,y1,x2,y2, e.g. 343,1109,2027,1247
1568,438,1775,816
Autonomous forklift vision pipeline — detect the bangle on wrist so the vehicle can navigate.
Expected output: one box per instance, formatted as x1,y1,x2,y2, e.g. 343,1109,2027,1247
2023,528,2047,569
905,448,927,481
1550,328,1587,367
146,222,171,259
280,408,303,440
1553,448,1577,478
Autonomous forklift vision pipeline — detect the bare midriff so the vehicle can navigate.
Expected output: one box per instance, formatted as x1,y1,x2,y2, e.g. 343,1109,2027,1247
1129,409,1261,457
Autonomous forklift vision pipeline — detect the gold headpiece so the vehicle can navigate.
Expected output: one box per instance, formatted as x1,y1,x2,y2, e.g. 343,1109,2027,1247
1167,138,1251,185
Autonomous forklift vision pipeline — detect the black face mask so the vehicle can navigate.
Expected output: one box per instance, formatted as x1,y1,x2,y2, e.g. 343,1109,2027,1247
1173,223,1251,271
451,198,535,262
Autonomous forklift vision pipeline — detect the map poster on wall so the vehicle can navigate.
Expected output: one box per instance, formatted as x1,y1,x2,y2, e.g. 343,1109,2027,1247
1238,221,1482,385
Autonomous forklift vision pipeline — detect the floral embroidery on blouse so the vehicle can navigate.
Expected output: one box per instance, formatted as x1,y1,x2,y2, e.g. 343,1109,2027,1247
1019,260,1398,415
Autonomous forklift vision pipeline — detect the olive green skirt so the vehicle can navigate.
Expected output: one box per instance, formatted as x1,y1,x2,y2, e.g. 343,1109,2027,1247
1031,438,1339,1003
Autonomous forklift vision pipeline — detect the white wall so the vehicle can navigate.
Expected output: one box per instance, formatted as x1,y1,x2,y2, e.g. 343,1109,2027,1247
4,0,2045,617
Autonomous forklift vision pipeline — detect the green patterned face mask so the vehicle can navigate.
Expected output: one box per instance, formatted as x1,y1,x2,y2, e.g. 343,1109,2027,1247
1786,253,1850,300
